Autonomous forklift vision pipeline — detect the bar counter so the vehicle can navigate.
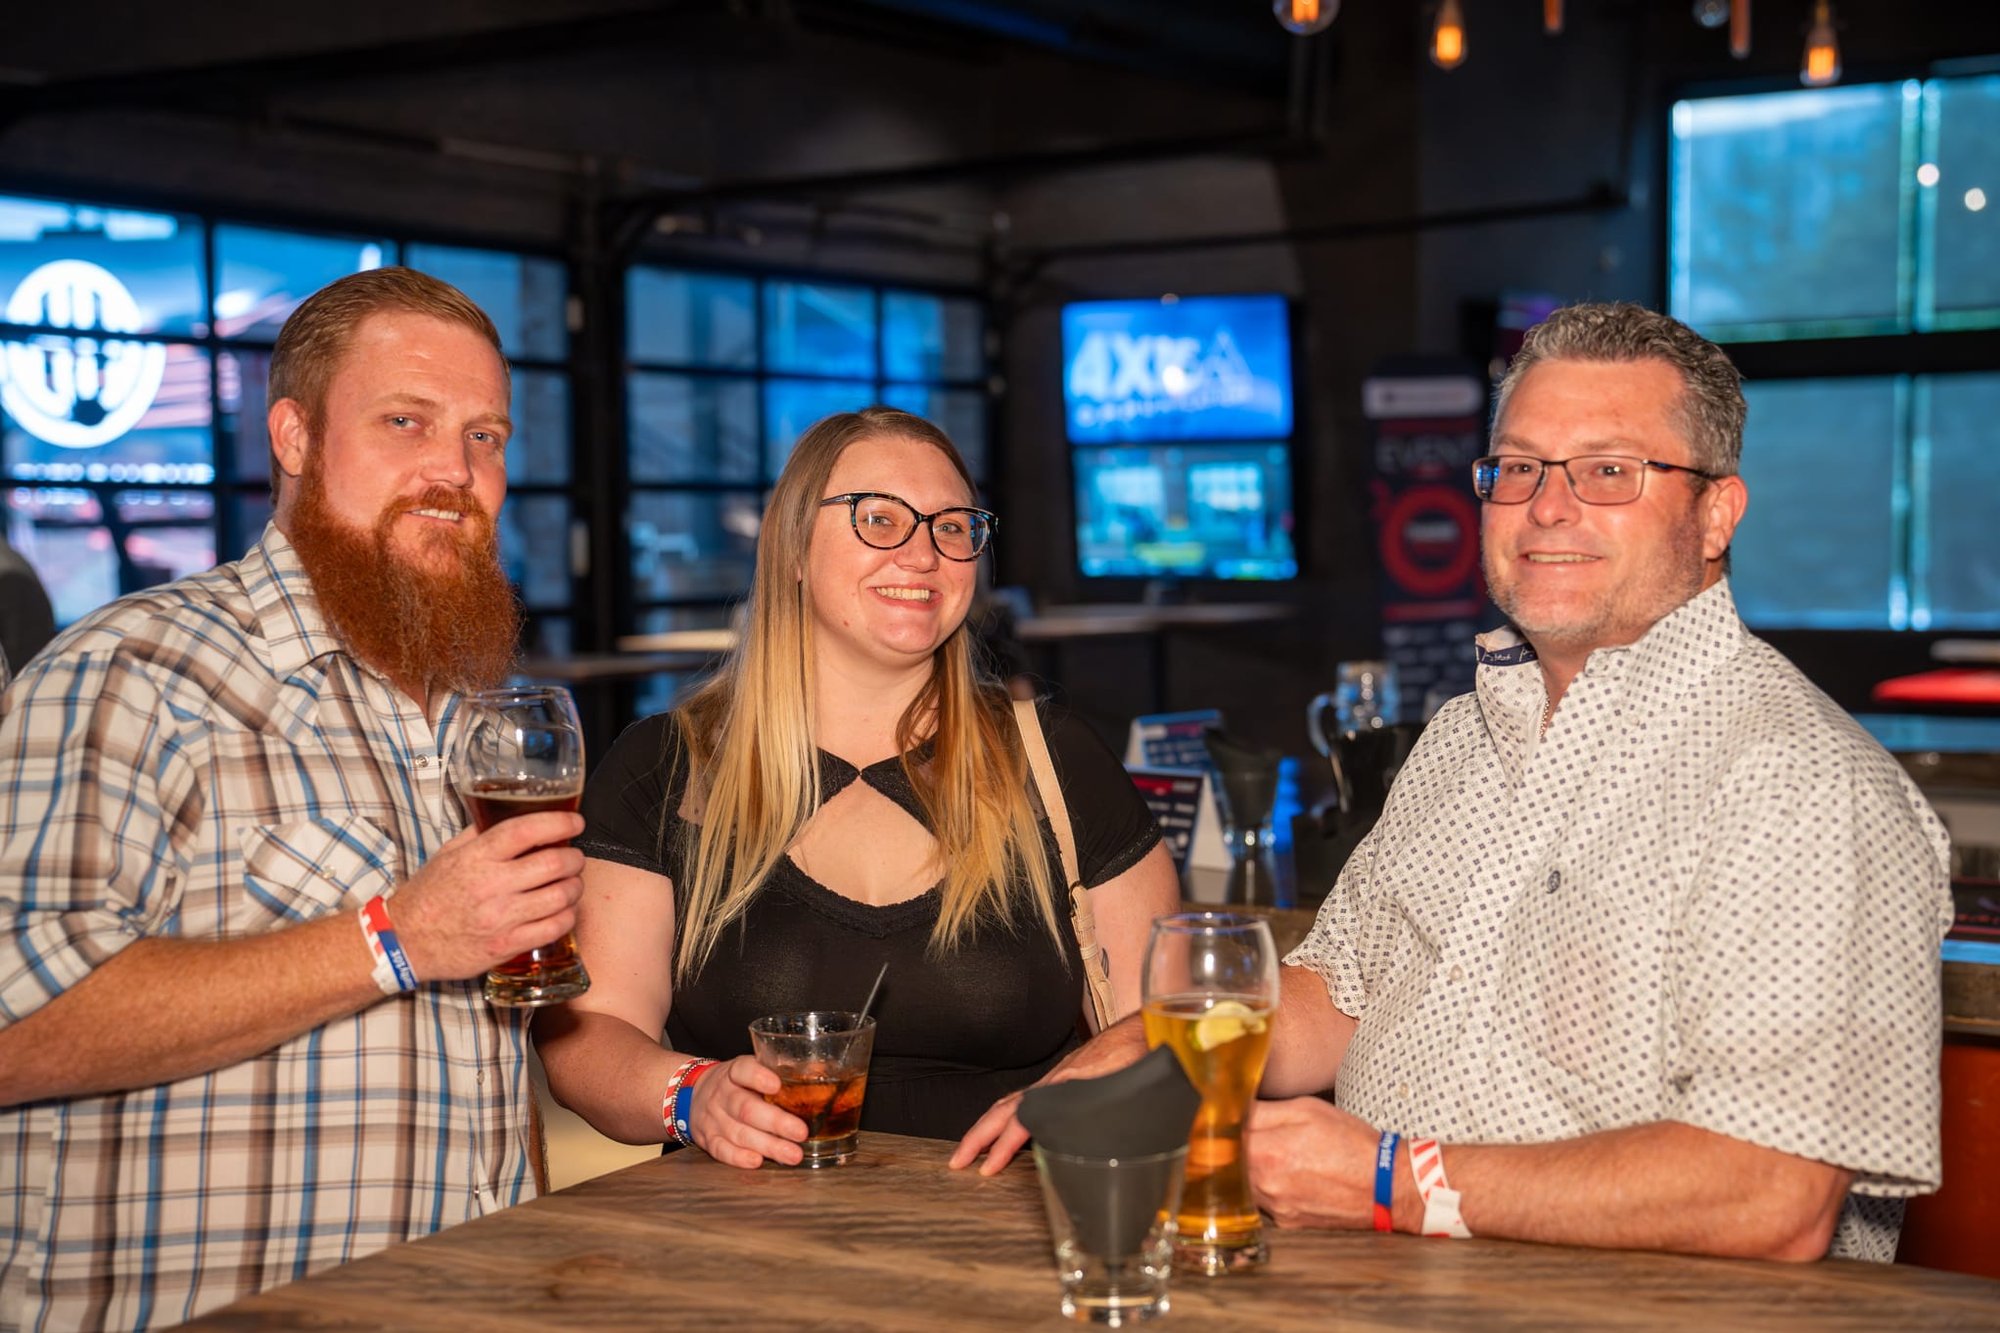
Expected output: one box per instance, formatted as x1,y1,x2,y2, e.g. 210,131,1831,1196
183,1133,2000,1331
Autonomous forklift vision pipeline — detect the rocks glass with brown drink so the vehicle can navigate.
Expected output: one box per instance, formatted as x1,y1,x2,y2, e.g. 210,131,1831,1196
1141,912,1279,1276
747,1011,877,1167
452,686,590,1006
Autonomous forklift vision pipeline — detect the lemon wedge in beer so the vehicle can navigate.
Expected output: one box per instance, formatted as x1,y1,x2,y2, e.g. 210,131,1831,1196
1190,1000,1266,1052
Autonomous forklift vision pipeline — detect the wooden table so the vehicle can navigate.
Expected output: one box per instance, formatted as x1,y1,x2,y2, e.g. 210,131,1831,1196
184,1134,2000,1331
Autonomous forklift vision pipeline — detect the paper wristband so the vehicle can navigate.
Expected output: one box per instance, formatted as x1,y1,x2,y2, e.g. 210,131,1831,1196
358,895,418,995
662,1058,718,1146
1373,1130,1400,1232
1407,1136,1473,1239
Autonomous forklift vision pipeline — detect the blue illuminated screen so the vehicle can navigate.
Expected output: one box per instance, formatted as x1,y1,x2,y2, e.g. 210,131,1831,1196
1062,294,1292,444
1074,444,1296,581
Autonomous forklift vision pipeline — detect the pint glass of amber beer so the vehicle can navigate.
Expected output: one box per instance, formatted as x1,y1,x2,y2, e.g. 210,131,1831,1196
452,686,591,1006
1141,912,1279,1276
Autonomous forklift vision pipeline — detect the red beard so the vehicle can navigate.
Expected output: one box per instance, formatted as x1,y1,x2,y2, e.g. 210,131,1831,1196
287,458,521,698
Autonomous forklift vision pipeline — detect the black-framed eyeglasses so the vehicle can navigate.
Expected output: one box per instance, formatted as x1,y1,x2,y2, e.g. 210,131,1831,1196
1471,454,1718,506
818,491,997,561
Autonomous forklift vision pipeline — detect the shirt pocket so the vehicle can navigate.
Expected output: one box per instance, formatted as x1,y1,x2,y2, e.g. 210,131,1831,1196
238,815,404,926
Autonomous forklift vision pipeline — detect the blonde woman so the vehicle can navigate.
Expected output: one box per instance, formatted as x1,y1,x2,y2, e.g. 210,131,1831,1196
537,408,1180,1165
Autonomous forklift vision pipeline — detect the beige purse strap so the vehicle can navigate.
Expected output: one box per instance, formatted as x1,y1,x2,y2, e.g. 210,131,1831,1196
1013,698,1117,1034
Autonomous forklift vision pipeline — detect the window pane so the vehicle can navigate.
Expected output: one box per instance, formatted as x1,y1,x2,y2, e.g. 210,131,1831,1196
124,527,214,589
629,373,759,483
0,195,206,337
232,491,273,553
114,488,212,526
1925,75,2000,330
628,491,759,600
2,342,213,483
1733,377,1899,628
1919,373,2000,628
219,349,272,487
883,291,983,381
522,615,571,660
763,281,875,377
405,243,568,360
214,225,388,341
880,385,988,481
1671,84,1909,339
763,379,873,476
499,493,570,611
632,606,731,719
511,370,570,486
626,268,756,368
6,486,116,625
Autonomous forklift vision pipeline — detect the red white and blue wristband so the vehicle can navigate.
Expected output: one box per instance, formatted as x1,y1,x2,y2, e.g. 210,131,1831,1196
662,1058,720,1147
1407,1136,1473,1238
1372,1129,1400,1232
358,895,418,995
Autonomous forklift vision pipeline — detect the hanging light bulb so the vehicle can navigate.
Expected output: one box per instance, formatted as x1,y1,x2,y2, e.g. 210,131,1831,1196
1431,0,1467,69
1544,0,1563,35
1273,0,1339,37
1730,0,1751,59
1801,0,1840,86
1692,0,1730,28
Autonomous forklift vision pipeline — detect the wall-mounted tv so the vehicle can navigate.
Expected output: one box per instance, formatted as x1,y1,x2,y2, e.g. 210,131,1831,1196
1074,443,1297,581
1061,294,1293,444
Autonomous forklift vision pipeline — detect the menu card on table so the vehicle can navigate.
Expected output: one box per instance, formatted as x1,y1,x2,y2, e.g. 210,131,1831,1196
1124,710,1227,874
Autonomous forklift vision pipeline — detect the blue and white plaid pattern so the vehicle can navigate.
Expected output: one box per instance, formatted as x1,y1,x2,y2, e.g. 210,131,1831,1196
0,527,537,1332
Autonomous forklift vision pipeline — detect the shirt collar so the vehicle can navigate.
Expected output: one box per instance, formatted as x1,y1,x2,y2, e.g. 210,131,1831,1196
1474,578,1748,746
242,523,350,679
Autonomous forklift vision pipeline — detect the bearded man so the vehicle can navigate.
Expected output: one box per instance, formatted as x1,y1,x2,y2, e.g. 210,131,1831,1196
0,267,584,1331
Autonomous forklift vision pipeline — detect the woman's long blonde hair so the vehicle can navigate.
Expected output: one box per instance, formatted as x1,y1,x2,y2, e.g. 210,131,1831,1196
671,407,1063,982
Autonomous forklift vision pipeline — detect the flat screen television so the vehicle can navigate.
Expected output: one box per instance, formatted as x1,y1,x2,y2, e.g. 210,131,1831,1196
1061,293,1293,444
1073,443,1297,581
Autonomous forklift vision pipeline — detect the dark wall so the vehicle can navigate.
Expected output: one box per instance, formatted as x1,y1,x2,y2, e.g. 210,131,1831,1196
991,1,2000,751
5,0,1995,743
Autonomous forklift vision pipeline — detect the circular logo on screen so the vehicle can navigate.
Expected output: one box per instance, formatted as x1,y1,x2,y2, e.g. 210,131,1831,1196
0,259,168,449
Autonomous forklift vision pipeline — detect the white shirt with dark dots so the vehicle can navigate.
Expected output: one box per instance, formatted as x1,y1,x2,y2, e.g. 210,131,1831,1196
1287,579,1953,1261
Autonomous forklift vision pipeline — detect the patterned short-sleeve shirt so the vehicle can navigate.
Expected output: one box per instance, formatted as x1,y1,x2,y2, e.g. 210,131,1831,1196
0,527,538,1331
1288,580,1952,1262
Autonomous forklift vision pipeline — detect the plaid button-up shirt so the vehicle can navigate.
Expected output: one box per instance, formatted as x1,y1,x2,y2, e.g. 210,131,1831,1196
0,527,537,1332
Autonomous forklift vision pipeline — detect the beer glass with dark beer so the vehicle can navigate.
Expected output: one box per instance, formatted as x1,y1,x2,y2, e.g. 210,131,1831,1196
452,686,590,1006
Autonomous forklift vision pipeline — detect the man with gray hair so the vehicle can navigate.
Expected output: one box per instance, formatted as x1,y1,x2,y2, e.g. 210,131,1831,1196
958,302,1951,1264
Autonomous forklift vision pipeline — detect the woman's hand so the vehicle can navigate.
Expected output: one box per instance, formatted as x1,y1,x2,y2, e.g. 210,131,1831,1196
949,1015,1151,1175
687,1055,810,1168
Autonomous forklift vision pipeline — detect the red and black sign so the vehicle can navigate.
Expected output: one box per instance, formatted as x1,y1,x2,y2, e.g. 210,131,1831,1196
1362,363,1492,710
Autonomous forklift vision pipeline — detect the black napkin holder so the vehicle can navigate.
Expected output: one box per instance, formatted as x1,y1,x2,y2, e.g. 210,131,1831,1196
1019,1047,1201,1259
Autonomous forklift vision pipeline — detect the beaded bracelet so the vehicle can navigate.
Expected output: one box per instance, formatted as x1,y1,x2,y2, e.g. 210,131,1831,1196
661,1058,720,1147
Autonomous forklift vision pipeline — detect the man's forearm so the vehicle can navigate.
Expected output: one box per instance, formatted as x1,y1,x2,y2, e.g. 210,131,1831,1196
0,912,382,1107
1407,1121,1853,1261
1260,963,1356,1098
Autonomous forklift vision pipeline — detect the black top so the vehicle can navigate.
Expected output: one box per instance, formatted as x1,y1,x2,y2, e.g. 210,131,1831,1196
577,699,1162,1142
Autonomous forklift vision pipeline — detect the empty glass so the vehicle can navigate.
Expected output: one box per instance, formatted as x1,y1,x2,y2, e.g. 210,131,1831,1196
1033,1144,1188,1325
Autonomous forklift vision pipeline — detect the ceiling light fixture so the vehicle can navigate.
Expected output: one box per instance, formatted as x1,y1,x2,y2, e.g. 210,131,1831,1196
1432,0,1467,70
1801,0,1840,86
1273,0,1339,37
